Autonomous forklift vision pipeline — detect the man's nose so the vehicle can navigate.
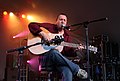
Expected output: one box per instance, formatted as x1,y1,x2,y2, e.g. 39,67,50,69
61,21,64,24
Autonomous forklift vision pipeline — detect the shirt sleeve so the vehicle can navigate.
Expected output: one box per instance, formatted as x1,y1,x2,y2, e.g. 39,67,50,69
28,22,54,36
28,22,42,36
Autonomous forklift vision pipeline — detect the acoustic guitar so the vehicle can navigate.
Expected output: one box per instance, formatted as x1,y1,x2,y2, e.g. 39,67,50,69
27,27,97,55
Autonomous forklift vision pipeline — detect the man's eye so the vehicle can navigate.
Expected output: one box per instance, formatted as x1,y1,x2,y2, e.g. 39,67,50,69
64,19,66,21
60,19,66,21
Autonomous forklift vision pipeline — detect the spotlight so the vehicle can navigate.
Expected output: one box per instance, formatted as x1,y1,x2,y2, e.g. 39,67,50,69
9,12,14,16
27,56,40,72
27,60,30,64
27,15,33,20
39,65,41,71
22,14,26,18
3,11,8,15
13,36,16,38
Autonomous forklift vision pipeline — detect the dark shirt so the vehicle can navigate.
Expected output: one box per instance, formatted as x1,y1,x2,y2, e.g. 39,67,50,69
28,22,76,57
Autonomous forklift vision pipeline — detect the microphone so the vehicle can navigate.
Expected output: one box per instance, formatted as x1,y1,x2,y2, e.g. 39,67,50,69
61,24,70,30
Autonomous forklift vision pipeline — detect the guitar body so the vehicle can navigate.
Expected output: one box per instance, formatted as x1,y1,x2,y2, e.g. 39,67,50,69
27,27,64,55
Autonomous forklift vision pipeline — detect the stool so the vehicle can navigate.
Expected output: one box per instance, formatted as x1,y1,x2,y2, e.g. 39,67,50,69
37,67,62,81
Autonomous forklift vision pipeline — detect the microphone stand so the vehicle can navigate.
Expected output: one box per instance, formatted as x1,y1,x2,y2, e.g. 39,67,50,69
6,42,43,81
84,23,91,81
68,18,108,81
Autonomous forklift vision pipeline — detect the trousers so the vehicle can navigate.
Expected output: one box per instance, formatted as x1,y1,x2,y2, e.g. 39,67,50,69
40,49,80,81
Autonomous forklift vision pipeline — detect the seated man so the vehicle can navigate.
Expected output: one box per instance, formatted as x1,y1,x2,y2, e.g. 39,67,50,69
28,13,88,81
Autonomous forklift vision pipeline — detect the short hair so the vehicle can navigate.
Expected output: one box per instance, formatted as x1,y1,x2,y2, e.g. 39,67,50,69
56,13,67,21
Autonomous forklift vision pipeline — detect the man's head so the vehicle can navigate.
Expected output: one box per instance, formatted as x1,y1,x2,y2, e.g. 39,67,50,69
56,13,67,29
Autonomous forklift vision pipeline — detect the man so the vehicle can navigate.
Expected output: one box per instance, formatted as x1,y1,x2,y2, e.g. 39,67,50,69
28,13,88,81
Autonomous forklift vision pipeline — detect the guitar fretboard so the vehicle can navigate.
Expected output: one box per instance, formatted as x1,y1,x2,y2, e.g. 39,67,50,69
60,42,97,53
61,42,80,48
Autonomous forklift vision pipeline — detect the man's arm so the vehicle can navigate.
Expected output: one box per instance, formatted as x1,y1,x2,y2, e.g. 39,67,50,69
28,22,52,40
28,22,42,36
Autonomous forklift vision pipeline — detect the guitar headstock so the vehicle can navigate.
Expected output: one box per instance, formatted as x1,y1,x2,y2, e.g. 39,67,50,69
78,44,98,54
88,45,98,54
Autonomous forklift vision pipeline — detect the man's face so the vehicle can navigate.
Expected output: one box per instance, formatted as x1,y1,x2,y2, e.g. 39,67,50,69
56,15,67,28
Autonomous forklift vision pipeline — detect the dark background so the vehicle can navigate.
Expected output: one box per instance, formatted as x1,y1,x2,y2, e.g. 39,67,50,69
0,0,120,80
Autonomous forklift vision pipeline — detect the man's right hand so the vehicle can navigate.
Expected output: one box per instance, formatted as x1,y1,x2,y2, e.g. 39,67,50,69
39,31,51,41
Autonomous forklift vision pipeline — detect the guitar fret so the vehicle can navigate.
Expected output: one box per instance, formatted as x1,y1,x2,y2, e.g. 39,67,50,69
61,42,97,53
61,42,79,48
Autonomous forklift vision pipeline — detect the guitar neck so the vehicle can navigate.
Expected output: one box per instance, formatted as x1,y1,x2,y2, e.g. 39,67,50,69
61,42,80,48
60,42,97,53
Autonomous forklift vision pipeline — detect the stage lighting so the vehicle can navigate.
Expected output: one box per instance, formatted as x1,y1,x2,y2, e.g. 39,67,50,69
3,11,8,15
22,14,26,18
13,36,16,38
27,15,33,20
9,12,14,16
27,60,30,64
